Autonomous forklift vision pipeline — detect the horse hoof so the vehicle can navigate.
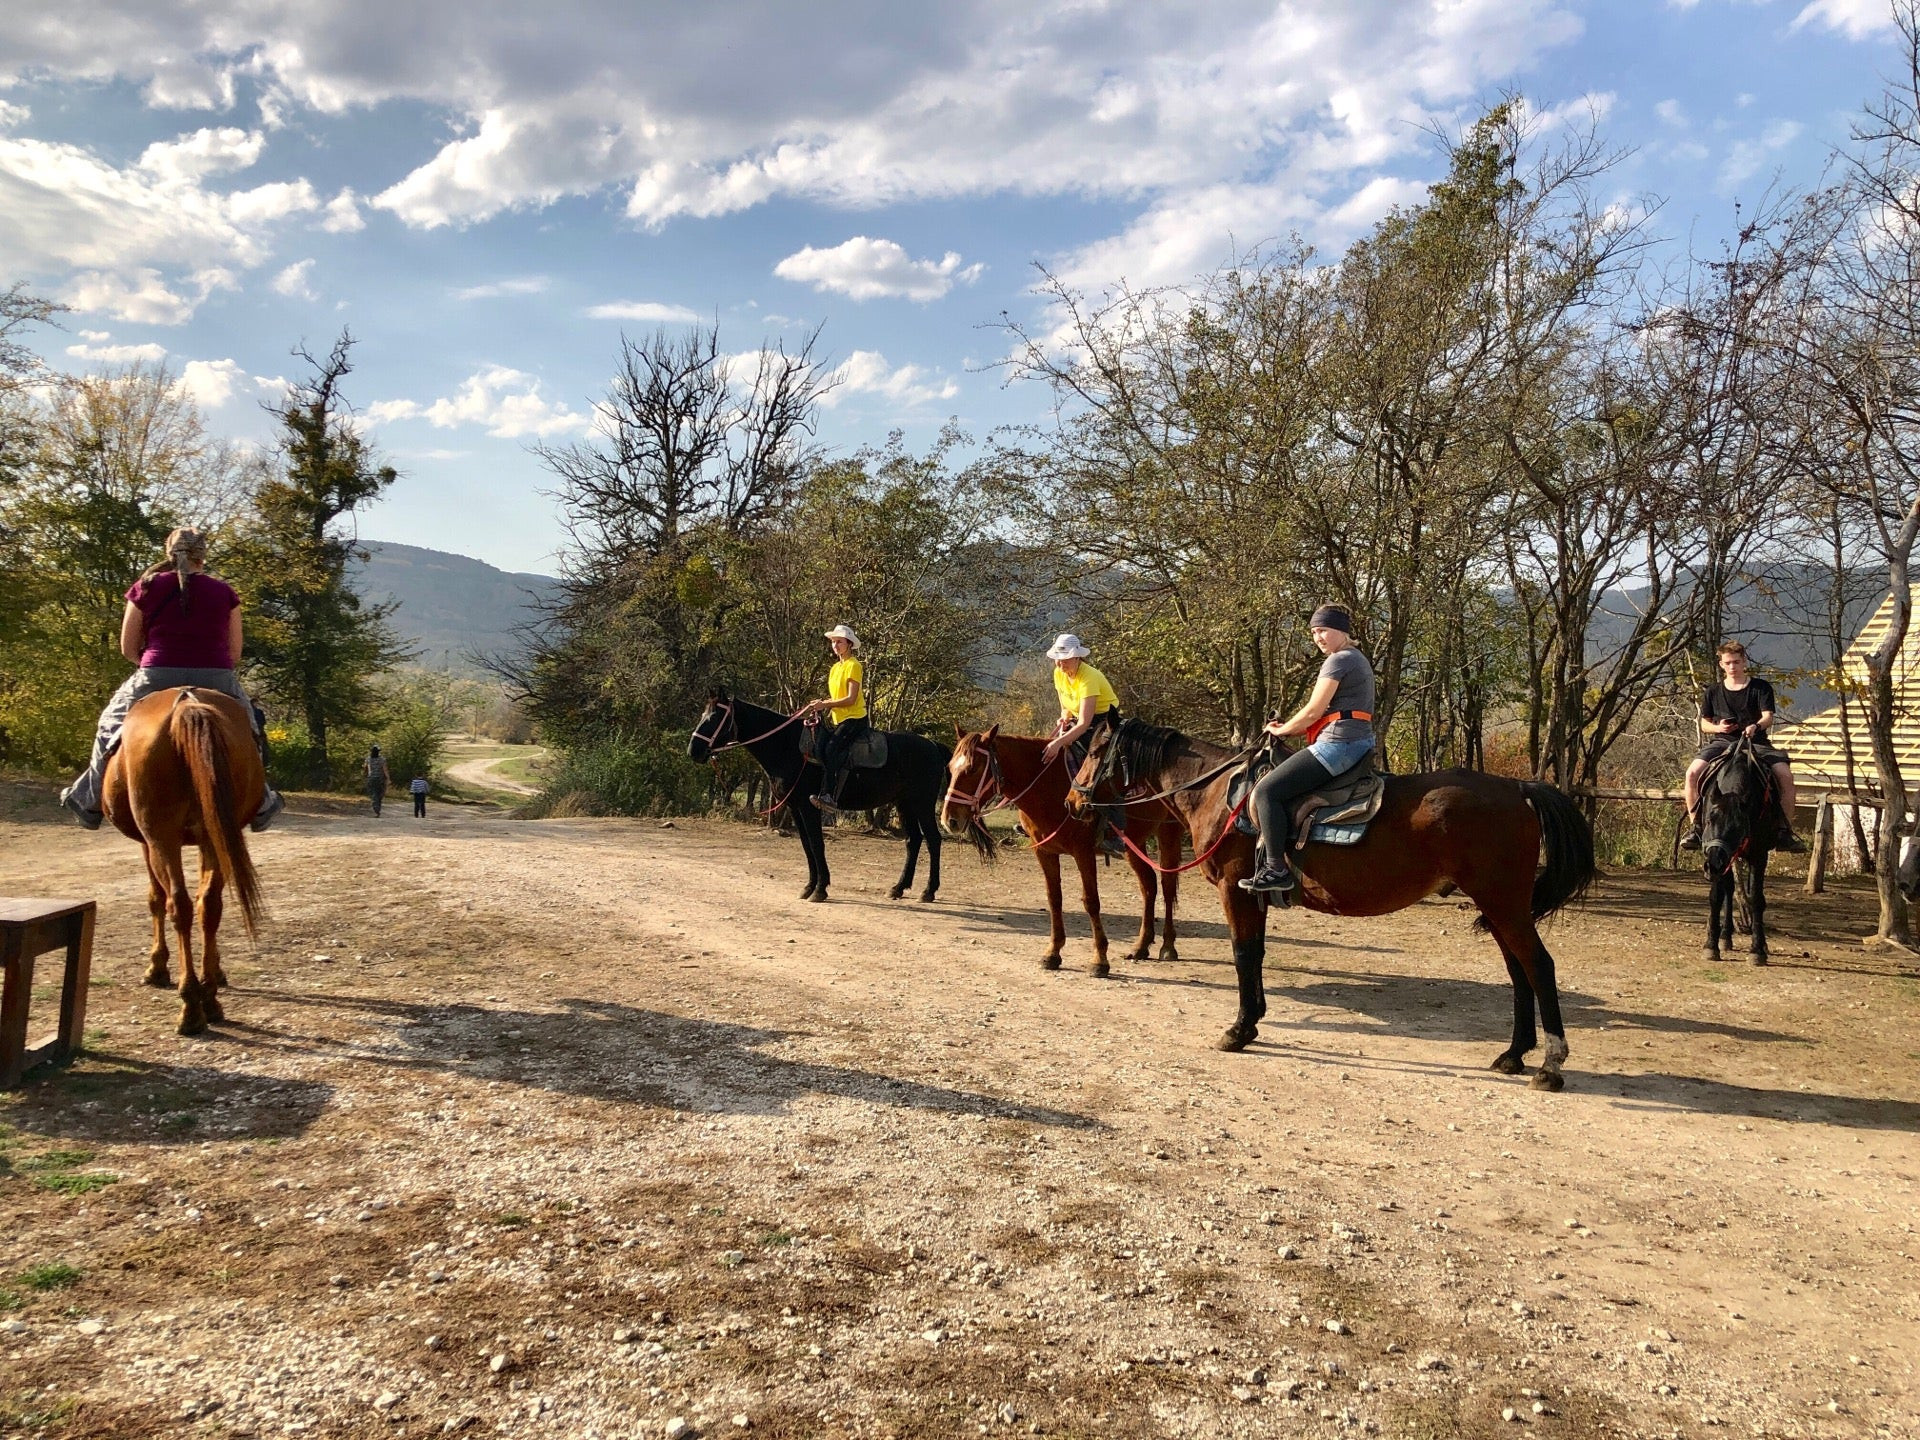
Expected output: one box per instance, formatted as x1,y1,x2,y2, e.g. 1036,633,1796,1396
204,996,226,1023
1092,960,1111,979
1701,948,1722,963
177,1012,206,1037
1530,1070,1566,1093
144,969,171,989
1489,1052,1526,1076
808,890,828,903
1217,1025,1255,1053
1041,954,1063,971
1158,947,1179,964
888,886,906,900
1749,953,1769,966
918,889,937,903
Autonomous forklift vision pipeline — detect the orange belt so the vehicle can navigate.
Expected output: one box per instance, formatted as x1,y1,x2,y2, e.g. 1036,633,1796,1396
1304,709,1373,744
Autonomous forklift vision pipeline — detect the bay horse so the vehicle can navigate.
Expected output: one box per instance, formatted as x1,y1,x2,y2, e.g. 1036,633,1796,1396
102,687,265,1035
1071,720,1594,1090
942,726,1185,976
689,691,992,903
1695,735,1776,965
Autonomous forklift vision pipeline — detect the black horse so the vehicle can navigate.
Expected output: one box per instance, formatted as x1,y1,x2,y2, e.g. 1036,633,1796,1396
689,691,991,903
1697,735,1777,965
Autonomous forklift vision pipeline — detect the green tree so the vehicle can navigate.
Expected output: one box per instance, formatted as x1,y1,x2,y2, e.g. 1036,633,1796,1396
226,333,412,783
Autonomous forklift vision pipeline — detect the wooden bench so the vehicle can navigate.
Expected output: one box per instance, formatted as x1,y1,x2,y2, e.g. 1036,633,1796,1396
1,898,95,1087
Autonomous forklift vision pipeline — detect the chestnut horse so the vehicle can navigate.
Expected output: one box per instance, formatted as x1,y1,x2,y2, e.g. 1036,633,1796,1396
942,726,1185,976
103,687,265,1035
1071,719,1594,1090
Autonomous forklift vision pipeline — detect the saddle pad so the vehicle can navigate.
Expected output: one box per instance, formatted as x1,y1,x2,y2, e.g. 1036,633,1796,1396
1306,820,1369,846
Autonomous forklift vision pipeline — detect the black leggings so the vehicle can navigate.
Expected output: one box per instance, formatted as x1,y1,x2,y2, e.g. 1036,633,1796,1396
820,717,870,795
1250,746,1334,865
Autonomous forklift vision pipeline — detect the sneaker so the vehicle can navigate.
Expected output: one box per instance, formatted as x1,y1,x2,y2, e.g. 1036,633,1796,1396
1237,864,1296,894
812,793,841,812
250,789,285,833
1774,827,1808,854
58,788,104,831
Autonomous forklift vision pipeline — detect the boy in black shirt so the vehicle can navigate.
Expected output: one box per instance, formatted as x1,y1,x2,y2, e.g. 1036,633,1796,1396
1681,640,1806,852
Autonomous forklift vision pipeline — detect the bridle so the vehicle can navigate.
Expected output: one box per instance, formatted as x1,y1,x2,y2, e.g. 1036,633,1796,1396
942,734,1065,815
1701,733,1776,869
1070,722,1257,809
699,699,809,754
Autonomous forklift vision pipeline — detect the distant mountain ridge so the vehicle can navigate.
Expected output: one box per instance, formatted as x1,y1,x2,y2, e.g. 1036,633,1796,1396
350,540,558,677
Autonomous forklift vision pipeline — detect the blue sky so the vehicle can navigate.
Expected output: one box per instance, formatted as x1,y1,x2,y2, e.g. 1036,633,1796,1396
0,0,1900,574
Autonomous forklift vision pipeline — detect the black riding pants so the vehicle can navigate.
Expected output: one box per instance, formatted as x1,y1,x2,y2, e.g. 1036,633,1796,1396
820,717,870,797
1250,746,1334,865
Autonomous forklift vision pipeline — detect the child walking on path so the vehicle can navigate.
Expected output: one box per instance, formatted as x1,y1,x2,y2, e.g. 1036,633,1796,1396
410,775,429,818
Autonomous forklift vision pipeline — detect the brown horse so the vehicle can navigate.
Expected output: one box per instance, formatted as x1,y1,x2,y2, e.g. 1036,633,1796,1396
103,687,265,1035
1071,719,1594,1090
942,726,1184,976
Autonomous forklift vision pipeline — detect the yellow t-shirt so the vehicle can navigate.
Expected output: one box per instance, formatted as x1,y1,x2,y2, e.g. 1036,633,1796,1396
827,656,866,723
1053,662,1119,722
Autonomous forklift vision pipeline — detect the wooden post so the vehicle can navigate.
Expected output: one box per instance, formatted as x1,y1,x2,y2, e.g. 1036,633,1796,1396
1805,795,1835,895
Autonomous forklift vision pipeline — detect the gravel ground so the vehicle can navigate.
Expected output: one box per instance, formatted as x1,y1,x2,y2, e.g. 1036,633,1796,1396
1,782,1916,1439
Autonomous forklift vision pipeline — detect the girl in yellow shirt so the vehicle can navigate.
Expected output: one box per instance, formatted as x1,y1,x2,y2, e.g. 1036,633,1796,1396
807,624,868,811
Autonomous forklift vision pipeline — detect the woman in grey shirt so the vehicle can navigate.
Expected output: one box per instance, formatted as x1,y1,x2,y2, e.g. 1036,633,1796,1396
1242,604,1377,895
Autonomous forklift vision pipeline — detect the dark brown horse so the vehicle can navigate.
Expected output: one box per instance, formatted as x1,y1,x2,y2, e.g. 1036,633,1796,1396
942,726,1185,976
103,687,265,1035
1695,735,1776,965
1071,720,1594,1090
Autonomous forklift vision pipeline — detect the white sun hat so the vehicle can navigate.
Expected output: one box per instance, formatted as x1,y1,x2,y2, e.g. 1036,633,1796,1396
1046,632,1091,660
824,623,862,651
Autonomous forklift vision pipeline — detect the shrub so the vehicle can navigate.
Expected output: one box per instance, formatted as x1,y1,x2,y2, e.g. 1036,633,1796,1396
527,729,708,818
376,702,445,790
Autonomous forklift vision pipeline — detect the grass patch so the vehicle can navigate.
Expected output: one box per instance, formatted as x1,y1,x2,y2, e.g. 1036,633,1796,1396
494,1213,531,1229
0,1290,21,1312
34,1171,118,1196
758,1230,794,1248
19,1262,81,1292
22,1149,92,1170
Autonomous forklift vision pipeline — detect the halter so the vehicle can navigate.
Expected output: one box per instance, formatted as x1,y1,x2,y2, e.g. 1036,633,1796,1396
942,735,1066,814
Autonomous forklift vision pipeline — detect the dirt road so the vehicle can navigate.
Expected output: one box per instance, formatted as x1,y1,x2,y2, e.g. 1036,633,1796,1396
2,784,1916,1439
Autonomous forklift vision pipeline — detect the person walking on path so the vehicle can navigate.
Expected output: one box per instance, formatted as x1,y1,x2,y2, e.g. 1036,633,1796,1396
60,527,284,832
410,774,429,818
364,745,390,817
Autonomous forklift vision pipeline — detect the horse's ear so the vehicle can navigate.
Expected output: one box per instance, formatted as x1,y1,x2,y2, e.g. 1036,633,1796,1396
954,721,966,738
985,723,999,741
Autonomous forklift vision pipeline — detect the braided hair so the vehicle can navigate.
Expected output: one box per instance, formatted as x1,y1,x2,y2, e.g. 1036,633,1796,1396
137,527,210,613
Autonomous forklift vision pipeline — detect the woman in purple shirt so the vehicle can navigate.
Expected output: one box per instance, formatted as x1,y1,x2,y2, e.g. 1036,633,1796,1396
60,528,283,831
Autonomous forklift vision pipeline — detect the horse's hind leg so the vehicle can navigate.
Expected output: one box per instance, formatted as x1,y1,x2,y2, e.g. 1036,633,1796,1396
158,843,208,1035
1486,939,1539,1077
142,852,172,988
1481,907,1568,1091
197,846,230,1010
1071,845,1111,977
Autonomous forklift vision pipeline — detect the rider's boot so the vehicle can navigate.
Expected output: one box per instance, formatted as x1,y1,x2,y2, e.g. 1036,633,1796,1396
1773,808,1808,854
1096,805,1126,857
1679,809,1702,850
812,766,847,813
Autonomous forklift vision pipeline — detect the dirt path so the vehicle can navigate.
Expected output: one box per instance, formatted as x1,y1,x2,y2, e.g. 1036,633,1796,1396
442,755,540,795
2,784,1916,1439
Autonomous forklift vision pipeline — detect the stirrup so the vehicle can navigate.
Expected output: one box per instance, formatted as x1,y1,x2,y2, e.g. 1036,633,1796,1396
812,792,842,812
1237,864,1295,894
59,788,104,831
251,790,286,833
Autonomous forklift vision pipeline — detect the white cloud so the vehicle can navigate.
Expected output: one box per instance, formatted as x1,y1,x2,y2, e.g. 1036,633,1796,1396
176,357,245,408
1654,99,1686,128
1719,119,1804,192
0,125,317,322
66,340,168,363
774,237,982,302
585,300,701,323
1792,0,1897,39
454,276,550,300
370,366,589,438
823,350,959,409
320,187,364,233
77,328,111,341
271,258,317,300
143,59,237,111
0,99,27,130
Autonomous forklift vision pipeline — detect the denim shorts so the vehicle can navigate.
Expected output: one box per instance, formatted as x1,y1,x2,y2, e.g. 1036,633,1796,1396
1308,735,1375,777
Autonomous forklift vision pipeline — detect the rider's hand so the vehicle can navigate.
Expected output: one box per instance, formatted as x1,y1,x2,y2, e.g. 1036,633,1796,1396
1263,720,1285,737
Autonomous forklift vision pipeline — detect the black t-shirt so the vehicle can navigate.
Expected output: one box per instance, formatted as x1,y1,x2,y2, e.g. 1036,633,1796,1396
1700,677,1776,738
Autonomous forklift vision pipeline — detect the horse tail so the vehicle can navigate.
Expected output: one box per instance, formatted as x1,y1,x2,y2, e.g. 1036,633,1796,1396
1521,780,1595,921
172,696,263,937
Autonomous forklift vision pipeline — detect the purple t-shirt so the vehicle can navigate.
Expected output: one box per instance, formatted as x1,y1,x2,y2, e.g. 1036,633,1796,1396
128,572,239,669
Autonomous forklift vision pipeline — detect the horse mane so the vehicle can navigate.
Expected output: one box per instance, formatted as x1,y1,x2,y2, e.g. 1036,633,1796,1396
1113,718,1187,780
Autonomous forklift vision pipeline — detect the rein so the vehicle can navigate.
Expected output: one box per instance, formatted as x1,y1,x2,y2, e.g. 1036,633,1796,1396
705,700,810,753
1114,793,1250,875
1074,744,1258,809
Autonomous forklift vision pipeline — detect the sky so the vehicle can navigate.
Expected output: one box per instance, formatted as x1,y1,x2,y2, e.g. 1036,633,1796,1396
0,0,1903,575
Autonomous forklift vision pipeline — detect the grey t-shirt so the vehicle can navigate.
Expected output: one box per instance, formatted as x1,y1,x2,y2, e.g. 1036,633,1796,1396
1316,648,1375,742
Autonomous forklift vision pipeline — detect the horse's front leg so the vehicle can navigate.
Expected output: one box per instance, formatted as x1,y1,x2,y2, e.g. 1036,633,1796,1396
919,802,941,903
1158,827,1181,962
1070,844,1110,978
795,803,829,902
1036,848,1067,970
143,852,172,988
196,847,229,1016
1217,887,1268,1051
1702,870,1727,962
1123,841,1157,962
1747,854,1770,965
888,805,921,900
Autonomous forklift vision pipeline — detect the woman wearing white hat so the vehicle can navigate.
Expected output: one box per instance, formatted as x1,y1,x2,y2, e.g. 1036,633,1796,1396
1040,633,1121,765
806,624,868,811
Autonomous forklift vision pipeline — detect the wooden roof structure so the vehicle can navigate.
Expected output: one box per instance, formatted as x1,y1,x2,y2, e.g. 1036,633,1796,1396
1773,587,1920,792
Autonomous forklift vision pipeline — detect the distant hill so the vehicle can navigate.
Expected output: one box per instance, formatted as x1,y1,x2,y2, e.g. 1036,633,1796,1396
350,541,558,677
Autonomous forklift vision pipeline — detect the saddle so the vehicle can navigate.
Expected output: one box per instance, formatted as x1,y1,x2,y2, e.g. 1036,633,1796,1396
1230,749,1386,848
800,725,890,770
